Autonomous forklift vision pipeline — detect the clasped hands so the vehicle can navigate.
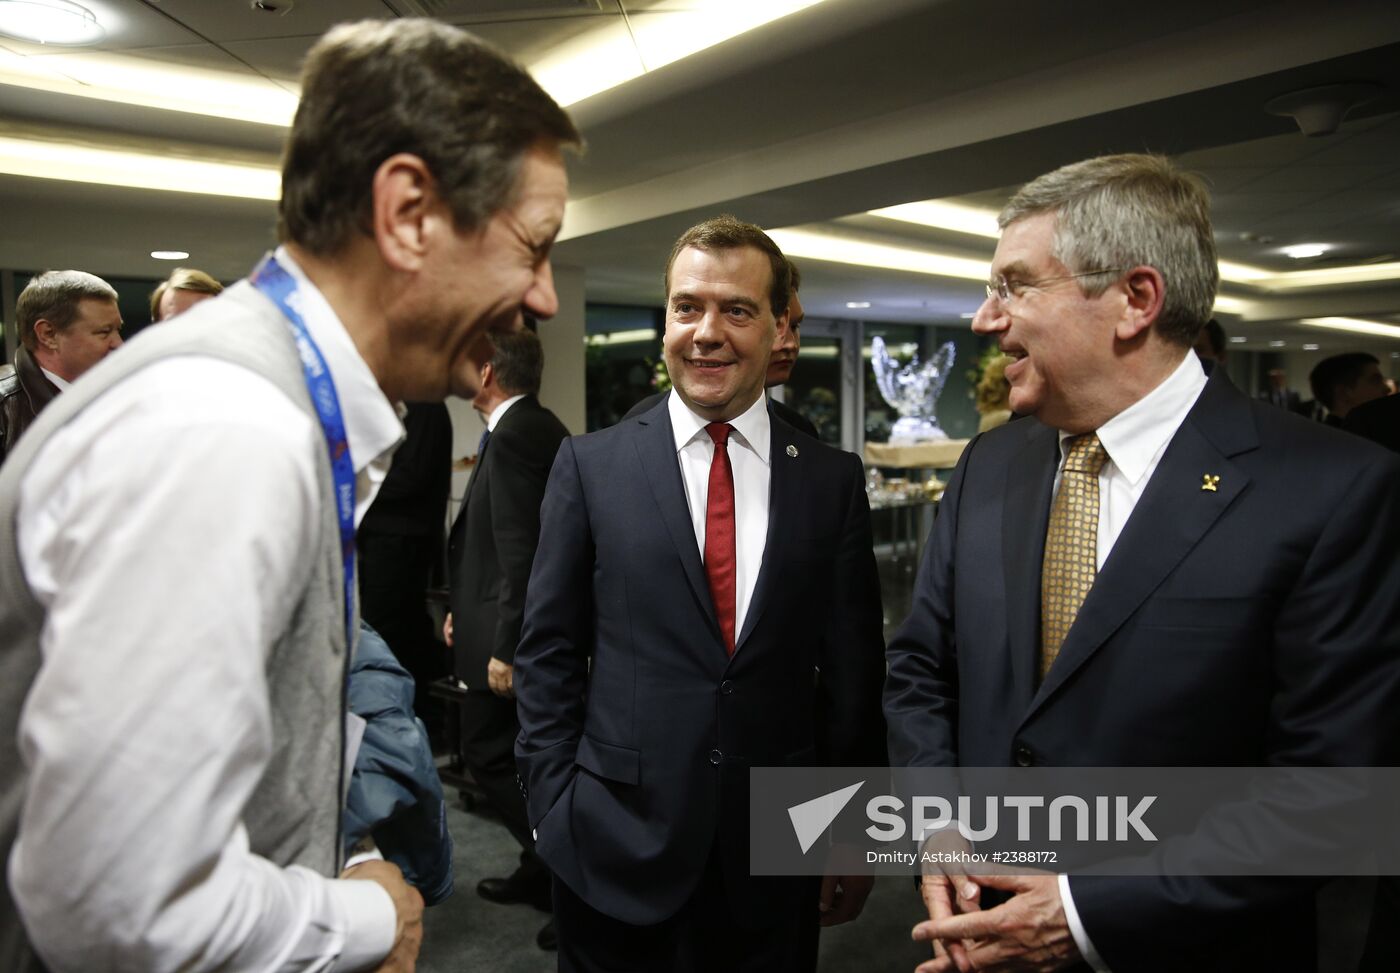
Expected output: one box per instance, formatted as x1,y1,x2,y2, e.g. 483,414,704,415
911,830,1080,973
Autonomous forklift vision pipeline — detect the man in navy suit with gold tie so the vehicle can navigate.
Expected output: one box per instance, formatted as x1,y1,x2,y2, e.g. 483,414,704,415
515,215,886,971
884,154,1400,973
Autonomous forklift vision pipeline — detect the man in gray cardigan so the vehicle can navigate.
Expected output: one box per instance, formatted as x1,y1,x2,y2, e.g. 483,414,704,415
0,19,578,973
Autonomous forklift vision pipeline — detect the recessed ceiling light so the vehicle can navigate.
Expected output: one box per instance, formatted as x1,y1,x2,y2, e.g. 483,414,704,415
1229,336,1247,343
151,250,189,260
1282,243,1329,260
1303,344,1320,351
1269,340,1286,347
0,0,103,46
846,301,871,309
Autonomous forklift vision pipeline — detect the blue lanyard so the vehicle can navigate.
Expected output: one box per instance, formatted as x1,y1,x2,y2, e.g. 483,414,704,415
249,253,357,647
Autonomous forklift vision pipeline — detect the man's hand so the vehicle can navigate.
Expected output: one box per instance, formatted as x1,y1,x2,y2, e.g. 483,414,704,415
917,829,982,972
913,873,1079,973
342,859,424,973
443,613,453,649
818,873,873,926
487,657,514,697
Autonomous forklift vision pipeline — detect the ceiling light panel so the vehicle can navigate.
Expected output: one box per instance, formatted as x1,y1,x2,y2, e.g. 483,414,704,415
868,200,1000,238
768,228,990,282
0,47,298,125
532,0,827,106
1262,262,1400,291
0,133,279,199
1300,317,1400,340
864,199,1399,292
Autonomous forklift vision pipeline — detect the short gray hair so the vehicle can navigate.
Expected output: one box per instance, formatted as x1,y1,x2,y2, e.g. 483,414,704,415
17,270,119,352
999,154,1218,346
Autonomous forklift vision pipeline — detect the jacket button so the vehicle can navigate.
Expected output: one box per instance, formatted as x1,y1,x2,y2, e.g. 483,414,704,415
720,680,734,695
1014,745,1034,767
709,749,723,765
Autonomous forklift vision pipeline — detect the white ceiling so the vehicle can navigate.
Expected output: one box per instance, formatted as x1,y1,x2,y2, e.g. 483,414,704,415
1,0,1398,356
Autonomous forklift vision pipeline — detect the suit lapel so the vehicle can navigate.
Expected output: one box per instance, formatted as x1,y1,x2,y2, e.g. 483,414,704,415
733,418,797,653
449,431,489,549
634,402,724,647
1025,372,1257,719
1003,422,1059,707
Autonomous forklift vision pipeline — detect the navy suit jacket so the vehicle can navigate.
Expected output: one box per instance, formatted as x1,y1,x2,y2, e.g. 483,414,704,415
885,366,1400,972
515,396,886,926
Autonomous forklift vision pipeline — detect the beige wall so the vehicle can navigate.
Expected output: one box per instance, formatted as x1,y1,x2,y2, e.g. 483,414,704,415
445,263,585,513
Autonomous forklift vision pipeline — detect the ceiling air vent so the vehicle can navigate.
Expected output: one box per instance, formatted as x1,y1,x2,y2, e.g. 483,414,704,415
383,0,608,20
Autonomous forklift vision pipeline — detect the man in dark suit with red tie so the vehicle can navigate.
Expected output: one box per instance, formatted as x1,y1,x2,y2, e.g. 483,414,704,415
515,215,886,972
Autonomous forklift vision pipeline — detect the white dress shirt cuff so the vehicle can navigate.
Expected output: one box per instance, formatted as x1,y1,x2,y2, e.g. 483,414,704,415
328,877,398,972
1058,874,1110,972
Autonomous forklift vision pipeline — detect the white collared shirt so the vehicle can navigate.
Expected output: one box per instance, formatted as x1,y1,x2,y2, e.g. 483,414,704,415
1052,350,1207,972
38,366,69,392
274,246,406,525
12,249,404,972
668,391,771,645
1054,351,1209,569
487,393,527,431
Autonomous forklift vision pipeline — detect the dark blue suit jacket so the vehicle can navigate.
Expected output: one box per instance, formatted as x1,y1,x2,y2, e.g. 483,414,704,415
515,397,886,926
885,366,1400,972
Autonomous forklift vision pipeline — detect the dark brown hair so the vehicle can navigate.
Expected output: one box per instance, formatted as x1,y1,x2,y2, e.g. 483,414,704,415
278,19,581,255
664,215,791,317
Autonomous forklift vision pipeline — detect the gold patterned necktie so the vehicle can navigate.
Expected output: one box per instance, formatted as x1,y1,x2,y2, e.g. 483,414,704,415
1040,433,1110,680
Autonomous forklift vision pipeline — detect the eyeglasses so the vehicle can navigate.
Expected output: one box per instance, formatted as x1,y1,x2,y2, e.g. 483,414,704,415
985,268,1126,303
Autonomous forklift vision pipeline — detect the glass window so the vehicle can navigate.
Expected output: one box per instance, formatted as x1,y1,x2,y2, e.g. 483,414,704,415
584,303,663,431
780,331,842,446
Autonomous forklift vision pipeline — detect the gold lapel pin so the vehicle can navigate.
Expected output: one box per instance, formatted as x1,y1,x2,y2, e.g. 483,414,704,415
1201,474,1220,492
786,444,799,458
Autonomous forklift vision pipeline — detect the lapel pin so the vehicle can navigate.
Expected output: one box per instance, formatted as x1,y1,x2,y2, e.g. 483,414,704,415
786,444,798,458
1201,474,1220,492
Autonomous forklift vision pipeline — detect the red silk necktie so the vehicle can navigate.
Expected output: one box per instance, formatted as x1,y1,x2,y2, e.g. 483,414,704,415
704,422,737,655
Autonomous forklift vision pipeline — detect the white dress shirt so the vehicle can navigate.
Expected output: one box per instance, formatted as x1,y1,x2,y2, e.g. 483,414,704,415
12,247,405,972
668,391,771,645
38,366,69,392
487,393,527,431
1052,350,1207,972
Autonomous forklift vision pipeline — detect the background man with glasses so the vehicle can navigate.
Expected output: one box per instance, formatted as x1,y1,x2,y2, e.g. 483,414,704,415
884,153,1400,972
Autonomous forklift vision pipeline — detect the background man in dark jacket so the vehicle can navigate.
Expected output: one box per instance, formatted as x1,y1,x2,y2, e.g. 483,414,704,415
445,327,568,948
0,270,122,463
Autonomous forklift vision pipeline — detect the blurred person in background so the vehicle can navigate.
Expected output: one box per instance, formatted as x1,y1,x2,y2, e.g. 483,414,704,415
0,270,122,463
150,267,225,322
